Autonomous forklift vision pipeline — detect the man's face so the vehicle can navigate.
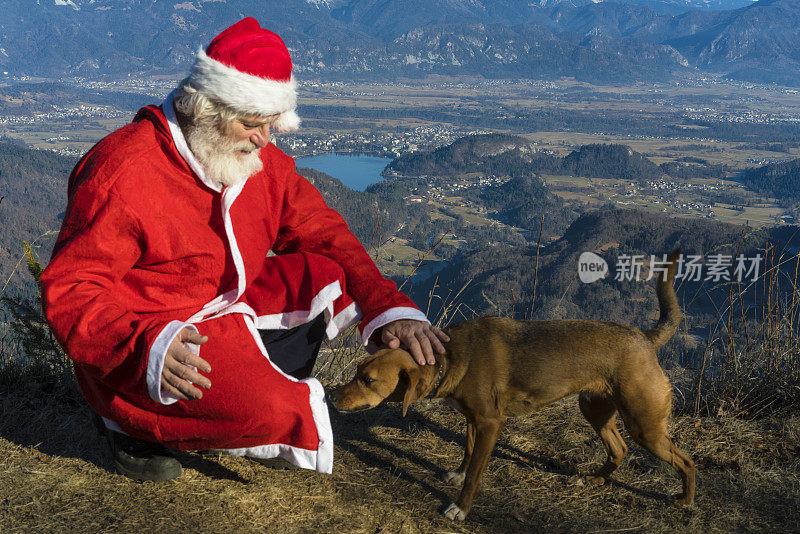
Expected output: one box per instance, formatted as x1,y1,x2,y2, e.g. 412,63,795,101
226,114,275,155
185,112,277,187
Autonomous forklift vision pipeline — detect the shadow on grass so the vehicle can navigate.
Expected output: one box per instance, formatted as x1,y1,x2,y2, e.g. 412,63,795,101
330,407,453,508
178,452,249,483
0,375,246,484
0,375,109,465
331,400,676,511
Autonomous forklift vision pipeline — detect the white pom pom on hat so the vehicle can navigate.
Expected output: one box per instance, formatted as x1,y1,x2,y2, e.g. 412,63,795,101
187,17,300,132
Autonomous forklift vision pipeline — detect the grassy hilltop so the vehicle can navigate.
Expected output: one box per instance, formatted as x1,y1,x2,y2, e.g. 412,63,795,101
1,323,798,533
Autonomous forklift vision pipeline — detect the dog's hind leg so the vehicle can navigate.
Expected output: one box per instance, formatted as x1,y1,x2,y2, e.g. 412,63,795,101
443,420,474,486
579,392,628,485
617,385,696,505
625,417,696,505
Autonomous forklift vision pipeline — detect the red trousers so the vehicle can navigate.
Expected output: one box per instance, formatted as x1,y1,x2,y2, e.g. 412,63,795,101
87,252,360,473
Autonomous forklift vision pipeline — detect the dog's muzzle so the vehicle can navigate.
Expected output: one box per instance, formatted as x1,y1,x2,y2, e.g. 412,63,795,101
327,388,372,413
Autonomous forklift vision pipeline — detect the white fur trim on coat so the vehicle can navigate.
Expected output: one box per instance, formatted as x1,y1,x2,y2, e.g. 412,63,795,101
189,48,300,132
361,307,431,350
147,320,199,405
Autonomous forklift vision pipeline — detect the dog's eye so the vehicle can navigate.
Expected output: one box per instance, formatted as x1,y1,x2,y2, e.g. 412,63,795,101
360,376,375,386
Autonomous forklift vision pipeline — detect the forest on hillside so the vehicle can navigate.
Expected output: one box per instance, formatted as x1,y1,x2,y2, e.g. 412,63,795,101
742,157,800,205
0,143,73,299
415,207,780,328
388,134,723,182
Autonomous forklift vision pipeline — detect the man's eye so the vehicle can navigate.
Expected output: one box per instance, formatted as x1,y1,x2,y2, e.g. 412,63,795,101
360,376,374,386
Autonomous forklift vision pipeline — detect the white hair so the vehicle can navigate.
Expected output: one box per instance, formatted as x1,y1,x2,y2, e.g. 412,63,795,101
173,78,249,126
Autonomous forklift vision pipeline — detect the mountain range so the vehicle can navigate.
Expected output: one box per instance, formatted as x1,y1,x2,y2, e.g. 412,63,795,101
0,0,797,85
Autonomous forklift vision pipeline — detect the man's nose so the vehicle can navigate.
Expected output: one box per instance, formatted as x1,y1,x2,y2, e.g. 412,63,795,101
250,125,270,148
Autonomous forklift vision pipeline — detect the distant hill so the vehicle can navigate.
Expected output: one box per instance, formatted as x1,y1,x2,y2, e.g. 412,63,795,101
413,207,795,331
382,22,688,82
0,143,73,299
634,0,800,84
741,158,800,205
389,135,664,181
1,0,798,85
660,160,728,180
461,175,578,239
561,144,664,181
387,134,540,177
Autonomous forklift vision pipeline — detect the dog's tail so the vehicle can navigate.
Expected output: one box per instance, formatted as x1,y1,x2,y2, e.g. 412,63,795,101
645,248,682,349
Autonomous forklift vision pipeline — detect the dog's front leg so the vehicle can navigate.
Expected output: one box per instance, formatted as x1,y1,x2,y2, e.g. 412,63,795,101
443,420,474,486
443,416,504,521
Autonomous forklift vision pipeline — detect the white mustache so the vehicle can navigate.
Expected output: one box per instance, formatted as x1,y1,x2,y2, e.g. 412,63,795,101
234,141,260,154
185,120,264,187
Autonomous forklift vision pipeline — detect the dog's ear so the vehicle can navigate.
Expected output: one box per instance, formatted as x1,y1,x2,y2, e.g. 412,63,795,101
401,367,430,417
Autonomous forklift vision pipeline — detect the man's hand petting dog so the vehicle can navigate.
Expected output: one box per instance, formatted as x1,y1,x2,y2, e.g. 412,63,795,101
161,327,211,401
378,319,450,365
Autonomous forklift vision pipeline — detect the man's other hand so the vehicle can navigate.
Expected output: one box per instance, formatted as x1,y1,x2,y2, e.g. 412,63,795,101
161,327,211,401
380,319,450,366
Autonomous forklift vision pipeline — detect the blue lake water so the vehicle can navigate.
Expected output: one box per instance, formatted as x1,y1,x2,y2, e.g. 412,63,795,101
295,153,393,191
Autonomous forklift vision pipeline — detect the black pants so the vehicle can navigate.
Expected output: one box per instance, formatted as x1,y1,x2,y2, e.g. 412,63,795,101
258,313,327,379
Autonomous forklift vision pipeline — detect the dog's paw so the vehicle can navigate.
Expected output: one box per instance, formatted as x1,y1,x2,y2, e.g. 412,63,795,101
442,471,465,486
670,493,694,506
443,503,466,521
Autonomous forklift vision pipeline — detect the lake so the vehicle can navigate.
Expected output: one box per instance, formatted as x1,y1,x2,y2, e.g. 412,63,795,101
295,153,393,191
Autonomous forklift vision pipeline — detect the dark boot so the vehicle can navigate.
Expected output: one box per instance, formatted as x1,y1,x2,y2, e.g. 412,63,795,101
93,412,182,482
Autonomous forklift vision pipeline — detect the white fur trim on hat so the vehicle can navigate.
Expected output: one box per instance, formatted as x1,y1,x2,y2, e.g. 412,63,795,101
189,48,300,132
271,109,301,132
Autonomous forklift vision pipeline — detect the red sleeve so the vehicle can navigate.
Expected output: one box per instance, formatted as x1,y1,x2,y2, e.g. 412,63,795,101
270,156,420,329
41,184,168,394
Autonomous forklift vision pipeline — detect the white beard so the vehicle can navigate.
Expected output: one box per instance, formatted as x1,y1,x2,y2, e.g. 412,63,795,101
185,119,263,187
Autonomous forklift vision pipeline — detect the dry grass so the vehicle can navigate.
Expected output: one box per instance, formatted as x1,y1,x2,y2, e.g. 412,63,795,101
675,240,800,419
1,380,798,533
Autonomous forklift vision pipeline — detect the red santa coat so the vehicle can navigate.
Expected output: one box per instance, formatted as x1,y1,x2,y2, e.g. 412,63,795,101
40,100,427,473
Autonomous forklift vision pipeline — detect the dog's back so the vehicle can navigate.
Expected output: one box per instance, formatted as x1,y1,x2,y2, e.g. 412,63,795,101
442,249,683,407
443,317,662,415
436,249,694,517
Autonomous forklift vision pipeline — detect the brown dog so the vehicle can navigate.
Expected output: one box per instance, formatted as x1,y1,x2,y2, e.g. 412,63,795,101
330,250,694,520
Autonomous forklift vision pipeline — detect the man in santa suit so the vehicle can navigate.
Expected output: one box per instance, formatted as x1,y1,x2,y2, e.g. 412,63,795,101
40,17,448,481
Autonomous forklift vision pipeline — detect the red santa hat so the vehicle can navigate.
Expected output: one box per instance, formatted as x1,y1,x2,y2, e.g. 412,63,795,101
187,17,300,132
